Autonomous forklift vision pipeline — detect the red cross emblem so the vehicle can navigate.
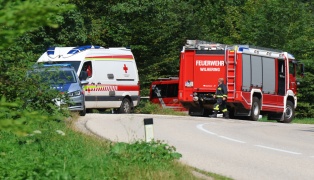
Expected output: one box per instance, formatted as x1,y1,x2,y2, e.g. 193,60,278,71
123,64,128,73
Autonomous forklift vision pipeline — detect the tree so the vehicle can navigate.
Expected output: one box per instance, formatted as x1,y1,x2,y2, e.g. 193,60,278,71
0,0,75,134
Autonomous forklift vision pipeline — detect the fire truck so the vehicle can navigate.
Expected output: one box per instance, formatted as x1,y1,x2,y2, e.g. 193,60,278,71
178,40,304,123
150,77,187,111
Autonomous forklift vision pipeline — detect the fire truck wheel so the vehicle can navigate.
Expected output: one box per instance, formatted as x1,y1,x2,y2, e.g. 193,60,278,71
268,113,282,120
282,101,294,123
250,97,260,121
119,98,132,114
228,109,235,119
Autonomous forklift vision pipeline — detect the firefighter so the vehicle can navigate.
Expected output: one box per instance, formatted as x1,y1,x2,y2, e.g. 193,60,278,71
209,78,229,119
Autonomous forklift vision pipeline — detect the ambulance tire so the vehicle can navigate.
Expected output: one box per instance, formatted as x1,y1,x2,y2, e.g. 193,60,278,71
278,101,294,123
250,97,260,121
119,98,132,114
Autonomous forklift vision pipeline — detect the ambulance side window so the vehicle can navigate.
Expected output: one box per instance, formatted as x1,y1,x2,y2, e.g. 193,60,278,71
82,61,93,78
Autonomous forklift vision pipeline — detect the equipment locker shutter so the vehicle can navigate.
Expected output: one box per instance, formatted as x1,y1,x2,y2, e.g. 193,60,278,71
262,57,275,94
251,55,262,88
242,54,251,91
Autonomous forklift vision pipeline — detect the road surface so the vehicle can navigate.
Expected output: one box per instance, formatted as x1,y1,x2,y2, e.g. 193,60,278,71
78,114,314,180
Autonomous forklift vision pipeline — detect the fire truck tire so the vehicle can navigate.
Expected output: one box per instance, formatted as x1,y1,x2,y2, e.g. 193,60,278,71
281,101,294,123
250,97,260,121
228,109,235,119
267,113,282,120
119,98,132,114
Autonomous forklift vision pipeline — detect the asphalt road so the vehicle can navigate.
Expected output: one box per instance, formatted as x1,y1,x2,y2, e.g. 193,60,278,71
79,114,314,180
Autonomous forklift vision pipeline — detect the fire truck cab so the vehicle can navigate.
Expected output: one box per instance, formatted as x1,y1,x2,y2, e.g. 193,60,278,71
178,40,304,123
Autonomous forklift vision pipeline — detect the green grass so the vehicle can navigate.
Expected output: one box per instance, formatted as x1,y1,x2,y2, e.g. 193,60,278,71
291,118,314,124
258,116,314,124
134,100,188,116
0,115,229,180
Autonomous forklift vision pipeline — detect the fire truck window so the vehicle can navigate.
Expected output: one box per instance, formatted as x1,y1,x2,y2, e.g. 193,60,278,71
289,63,295,77
82,61,92,78
152,85,166,98
167,84,178,97
280,63,284,73
152,84,178,98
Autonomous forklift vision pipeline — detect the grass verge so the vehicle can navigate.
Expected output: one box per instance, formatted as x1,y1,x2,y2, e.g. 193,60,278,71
0,114,229,180
258,116,314,124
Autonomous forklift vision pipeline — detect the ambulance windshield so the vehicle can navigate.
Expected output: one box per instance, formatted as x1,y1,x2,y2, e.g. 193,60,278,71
42,61,81,72
30,69,77,84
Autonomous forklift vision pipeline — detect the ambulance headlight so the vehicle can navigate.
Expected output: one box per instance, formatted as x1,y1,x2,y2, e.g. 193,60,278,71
68,90,81,97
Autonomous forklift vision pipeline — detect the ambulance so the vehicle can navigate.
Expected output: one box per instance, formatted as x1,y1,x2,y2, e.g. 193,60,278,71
37,45,140,113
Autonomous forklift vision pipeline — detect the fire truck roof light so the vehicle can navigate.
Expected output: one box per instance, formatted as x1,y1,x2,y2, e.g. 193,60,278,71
238,46,249,52
185,40,227,50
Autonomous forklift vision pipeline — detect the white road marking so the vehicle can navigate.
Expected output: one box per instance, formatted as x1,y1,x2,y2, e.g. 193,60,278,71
197,123,246,143
219,136,246,143
255,145,302,155
196,124,216,135
197,123,304,155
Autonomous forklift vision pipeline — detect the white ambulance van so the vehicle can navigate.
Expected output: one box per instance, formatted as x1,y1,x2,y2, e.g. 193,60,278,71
37,45,140,113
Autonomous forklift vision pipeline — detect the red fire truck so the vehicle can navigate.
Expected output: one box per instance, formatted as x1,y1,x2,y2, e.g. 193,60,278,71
150,77,187,111
178,40,304,122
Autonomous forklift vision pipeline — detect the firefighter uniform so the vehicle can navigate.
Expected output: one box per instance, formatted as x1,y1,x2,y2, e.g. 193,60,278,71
210,81,229,118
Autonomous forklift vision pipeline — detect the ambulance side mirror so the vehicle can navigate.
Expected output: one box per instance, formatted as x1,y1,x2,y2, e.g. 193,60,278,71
79,71,88,81
81,80,89,85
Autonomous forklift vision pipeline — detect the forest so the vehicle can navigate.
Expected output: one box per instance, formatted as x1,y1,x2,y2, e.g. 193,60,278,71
0,0,313,122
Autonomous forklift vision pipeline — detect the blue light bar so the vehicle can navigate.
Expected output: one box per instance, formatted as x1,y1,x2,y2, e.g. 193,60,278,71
67,45,103,55
47,47,55,55
238,46,249,52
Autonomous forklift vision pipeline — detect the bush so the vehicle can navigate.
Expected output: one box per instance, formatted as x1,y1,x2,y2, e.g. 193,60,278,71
108,140,182,167
135,100,186,116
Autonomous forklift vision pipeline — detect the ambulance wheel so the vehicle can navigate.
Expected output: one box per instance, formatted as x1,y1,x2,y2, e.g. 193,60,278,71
119,98,132,113
250,97,260,121
279,101,294,123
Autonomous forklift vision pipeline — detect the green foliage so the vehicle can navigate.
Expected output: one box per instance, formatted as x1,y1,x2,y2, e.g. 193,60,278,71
295,72,314,118
0,0,75,48
0,97,49,136
1,0,314,120
0,120,201,180
109,140,182,167
135,100,187,116
0,0,75,133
